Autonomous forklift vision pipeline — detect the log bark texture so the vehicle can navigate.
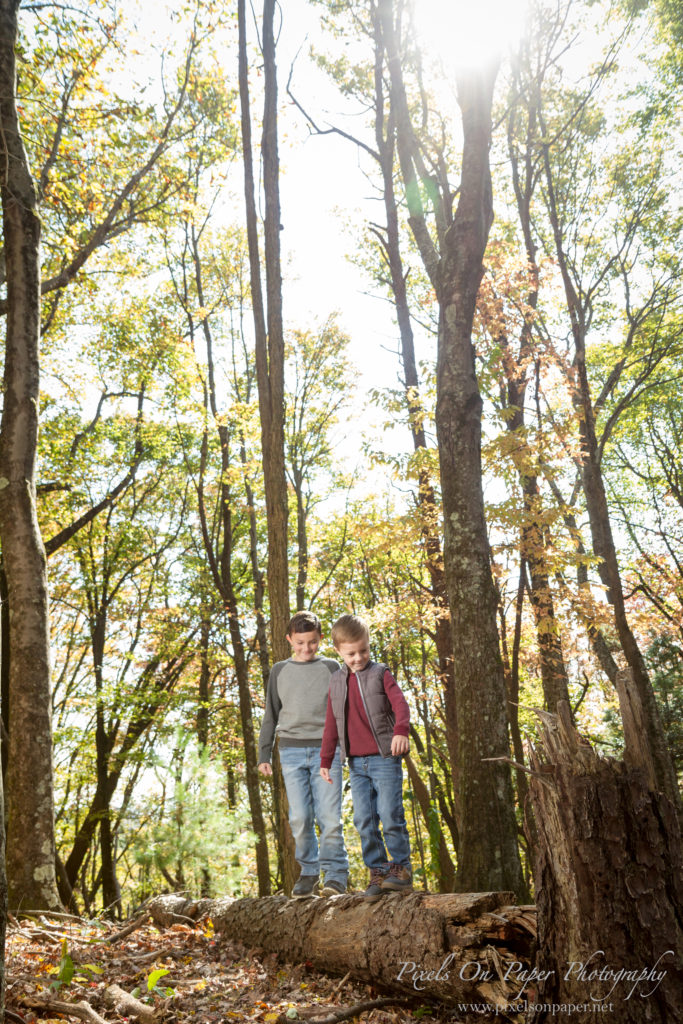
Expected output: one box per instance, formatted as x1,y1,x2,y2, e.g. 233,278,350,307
149,892,535,1006
527,699,683,1023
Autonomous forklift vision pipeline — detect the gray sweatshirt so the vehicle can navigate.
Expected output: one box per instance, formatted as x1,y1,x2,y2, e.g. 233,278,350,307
258,656,340,763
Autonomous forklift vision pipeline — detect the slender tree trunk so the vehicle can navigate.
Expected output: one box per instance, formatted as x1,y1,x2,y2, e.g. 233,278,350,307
504,108,571,713
237,0,290,661
197,618,211,750
260,0,290,657
238,0,295,893
404,755,456,892
89,611,121,917
0,0,61,912
369,12,459,796
541,135,681,817
499,568,531,827
0,677,7,1019
240,434,291,890
576,361,680,813
63,653,188,890
223,595,272,896
192,230,273,895
503,340,570,713
197,417,272,896
0,566,9,782
294,472,308,611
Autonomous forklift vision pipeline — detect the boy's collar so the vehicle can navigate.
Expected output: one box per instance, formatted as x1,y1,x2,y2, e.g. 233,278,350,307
343,659,373,675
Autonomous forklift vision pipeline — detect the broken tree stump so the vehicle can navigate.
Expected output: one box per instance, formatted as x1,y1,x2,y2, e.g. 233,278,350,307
149,891,536,1006
527,698,683,1023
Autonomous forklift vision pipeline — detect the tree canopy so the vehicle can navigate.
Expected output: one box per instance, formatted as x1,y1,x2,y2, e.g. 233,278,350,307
0,0,681,936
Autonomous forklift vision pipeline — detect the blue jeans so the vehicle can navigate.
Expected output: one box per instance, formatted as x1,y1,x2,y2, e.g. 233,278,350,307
279,745,348,885
348,754,411,871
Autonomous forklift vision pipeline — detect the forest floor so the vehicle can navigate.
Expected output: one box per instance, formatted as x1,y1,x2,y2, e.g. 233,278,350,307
6,913,477,1024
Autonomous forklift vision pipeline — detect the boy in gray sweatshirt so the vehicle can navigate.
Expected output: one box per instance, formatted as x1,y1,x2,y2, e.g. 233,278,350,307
258,611,348,898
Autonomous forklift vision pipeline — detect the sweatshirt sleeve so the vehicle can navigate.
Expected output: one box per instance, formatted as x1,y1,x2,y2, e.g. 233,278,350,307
383,669,410,737
258,666,282,763
319,694,339,769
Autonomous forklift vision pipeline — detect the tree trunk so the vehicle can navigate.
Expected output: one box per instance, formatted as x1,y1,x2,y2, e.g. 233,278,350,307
527,695,683,1022
404,754,456,892
434,67,525,897
149,891,535,1007
238,0,295,894
197,617,210,750
0,733,7,1019
237,0,290,663
540,121,680,820
0,565,9,782
367,6,459,795
505,90,571,715
380,0,524,896
197,617,212,897
575,357,681,815
0,0,61,913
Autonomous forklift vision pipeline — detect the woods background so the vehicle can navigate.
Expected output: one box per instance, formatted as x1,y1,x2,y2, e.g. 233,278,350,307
0,0,681,941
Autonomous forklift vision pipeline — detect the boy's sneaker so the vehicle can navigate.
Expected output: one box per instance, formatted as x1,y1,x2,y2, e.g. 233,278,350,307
381,863,413,893
291,875,320,899
320,879,346,897
364,869,388,902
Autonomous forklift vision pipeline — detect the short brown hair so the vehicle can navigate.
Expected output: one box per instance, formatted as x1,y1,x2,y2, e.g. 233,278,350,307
331,613,369,648
287,610,322,636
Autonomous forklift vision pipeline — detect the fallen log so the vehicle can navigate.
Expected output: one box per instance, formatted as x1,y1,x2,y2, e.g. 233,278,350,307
21,995,110,1024
103,982,157,1023
22,984,158,1024
149,891,536,1006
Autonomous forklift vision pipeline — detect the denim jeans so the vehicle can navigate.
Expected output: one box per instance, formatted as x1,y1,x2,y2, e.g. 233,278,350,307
348,754,411,871
279,745,348,885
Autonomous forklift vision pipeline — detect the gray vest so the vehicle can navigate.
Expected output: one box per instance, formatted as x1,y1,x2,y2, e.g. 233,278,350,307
328,661,395,760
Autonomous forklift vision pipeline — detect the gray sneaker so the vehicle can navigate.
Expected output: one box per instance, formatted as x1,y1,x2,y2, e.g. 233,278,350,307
320,879,346,897
381,863,413,893
292,875,320,899
364,869,388,902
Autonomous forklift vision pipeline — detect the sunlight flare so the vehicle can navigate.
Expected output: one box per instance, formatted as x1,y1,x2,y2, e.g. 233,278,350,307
413,0,529,71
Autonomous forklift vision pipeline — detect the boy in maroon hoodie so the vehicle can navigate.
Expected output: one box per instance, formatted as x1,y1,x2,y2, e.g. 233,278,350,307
320,613,413,900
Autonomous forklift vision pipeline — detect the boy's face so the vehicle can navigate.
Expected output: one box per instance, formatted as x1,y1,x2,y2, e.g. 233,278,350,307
335,637,371,674
287,629,321,662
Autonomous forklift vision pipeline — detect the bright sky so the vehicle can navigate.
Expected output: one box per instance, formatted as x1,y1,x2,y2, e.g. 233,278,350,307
122,0,412,462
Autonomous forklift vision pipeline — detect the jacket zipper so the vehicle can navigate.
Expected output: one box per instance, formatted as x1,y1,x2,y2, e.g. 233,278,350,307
353,664,386,756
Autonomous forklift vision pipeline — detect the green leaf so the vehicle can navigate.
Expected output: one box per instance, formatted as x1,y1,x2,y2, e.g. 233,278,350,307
82,963,104,975
147,968,170,991
57,953,75,987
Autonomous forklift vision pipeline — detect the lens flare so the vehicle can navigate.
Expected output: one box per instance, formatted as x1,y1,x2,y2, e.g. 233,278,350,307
413,0,529,71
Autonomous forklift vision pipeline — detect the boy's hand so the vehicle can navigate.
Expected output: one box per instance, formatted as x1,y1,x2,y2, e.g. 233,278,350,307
391,734,409,756
320,767,332,784
258,762,273,776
